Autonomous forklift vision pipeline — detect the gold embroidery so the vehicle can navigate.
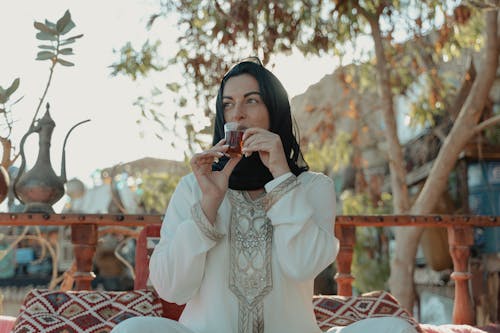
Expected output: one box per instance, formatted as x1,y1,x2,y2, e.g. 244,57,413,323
191,202,224,242
228,191,272,333
263,174,298,211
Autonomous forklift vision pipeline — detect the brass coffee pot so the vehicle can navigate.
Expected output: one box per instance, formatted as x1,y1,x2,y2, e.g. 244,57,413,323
14,104,90,213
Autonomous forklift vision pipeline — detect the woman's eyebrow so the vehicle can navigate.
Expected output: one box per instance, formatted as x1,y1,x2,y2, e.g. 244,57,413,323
222,91,260,100
244,91,261,98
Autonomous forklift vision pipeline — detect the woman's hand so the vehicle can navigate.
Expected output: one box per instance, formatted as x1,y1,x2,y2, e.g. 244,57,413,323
242,128,291,178
190,139,241,224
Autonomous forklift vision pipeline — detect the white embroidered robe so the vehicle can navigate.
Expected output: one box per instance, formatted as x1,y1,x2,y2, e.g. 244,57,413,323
149,171,339,333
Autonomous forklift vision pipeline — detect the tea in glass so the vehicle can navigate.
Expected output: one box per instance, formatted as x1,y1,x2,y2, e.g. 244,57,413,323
224,122,245,156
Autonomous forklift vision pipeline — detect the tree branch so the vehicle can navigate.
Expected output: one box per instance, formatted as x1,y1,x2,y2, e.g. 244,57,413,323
466,0,500,10
448,58,476,120
214,1,230,20
473,114,500,135
0,137,11,169
376,1,387,16
352,1,370,20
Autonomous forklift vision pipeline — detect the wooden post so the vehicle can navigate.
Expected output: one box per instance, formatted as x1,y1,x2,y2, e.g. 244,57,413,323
334,225,355,296
448,226,475,325
71,223,98,290
455,159,470,214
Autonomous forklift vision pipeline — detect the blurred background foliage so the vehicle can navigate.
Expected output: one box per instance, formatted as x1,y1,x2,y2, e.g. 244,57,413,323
137,171,182,214
341,190,393,293
108,0,491,152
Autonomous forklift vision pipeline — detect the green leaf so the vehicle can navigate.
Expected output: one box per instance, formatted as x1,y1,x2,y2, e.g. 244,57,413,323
0,94,6,104
179,97,187,107
38,45,56,50
151,87,162,96
166,82,181,92
61,34,83,44
56,10,71,33
57,58,74,66
5,78,20,97
60,19,76,35
36,31,57,41
60,39,75,46
64,34,83,41
34,21,58,35
44,19,56,29
59,48,74,55
36,51,55,60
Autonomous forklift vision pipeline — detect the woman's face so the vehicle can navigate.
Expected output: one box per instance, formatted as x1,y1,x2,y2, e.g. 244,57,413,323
222,74,270,130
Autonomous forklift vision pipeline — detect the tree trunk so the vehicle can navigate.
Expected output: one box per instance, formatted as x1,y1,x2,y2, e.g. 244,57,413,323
369,19,410,215
369,14,417,312
412,10,498,214
391,9,499,314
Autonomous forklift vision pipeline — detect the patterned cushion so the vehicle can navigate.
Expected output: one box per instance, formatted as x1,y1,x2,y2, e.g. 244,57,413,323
313,290,421,332
12,289,419,332
12,289,163,333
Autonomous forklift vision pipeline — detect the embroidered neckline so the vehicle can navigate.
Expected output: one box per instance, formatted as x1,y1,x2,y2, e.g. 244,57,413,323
225,175,298,333
228,190,272,333
242,190,266,202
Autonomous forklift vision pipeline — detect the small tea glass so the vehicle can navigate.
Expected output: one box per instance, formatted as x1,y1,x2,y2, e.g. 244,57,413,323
224,122,246,157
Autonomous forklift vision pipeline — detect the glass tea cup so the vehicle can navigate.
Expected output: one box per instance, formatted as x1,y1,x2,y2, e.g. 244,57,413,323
224,122,246,157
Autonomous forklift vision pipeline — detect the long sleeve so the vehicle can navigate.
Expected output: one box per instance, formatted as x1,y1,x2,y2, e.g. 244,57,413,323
147,171,337,333
149,175,225,304
265,172,339,281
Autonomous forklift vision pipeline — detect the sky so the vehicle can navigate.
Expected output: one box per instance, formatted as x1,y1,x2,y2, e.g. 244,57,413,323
0,0,340,187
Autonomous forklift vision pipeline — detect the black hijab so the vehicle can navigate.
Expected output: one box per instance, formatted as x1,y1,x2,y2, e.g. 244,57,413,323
212,60,308,190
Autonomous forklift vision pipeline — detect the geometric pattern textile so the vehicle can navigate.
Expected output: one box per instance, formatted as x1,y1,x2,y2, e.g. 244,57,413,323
11,288,422,333
313,290,422,333
12,289,163,333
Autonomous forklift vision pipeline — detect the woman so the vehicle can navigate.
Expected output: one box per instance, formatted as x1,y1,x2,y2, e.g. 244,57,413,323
112,58,418,333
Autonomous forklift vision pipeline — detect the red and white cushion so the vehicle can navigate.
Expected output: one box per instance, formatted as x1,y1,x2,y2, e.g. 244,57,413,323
12,288,421,332
12,289,163,333
313,290,421,332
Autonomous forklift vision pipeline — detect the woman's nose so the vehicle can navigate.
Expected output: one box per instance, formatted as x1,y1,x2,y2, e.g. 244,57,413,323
232,104,245,121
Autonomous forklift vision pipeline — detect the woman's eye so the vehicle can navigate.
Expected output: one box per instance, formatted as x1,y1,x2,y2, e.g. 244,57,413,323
247,98,258,104
223,102,233,109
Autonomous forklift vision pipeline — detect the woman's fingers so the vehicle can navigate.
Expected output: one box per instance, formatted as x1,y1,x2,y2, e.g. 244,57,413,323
214,138,227,147
193,144,229,160
241,127,266,141
191,150,224,169
242,128,280,155
240,127,290,177
244,135,269,150
221,156,242,177
190,143,236,174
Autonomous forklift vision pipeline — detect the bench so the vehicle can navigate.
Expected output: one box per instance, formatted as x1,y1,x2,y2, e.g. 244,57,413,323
9,224,421,332
0,214,497,332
